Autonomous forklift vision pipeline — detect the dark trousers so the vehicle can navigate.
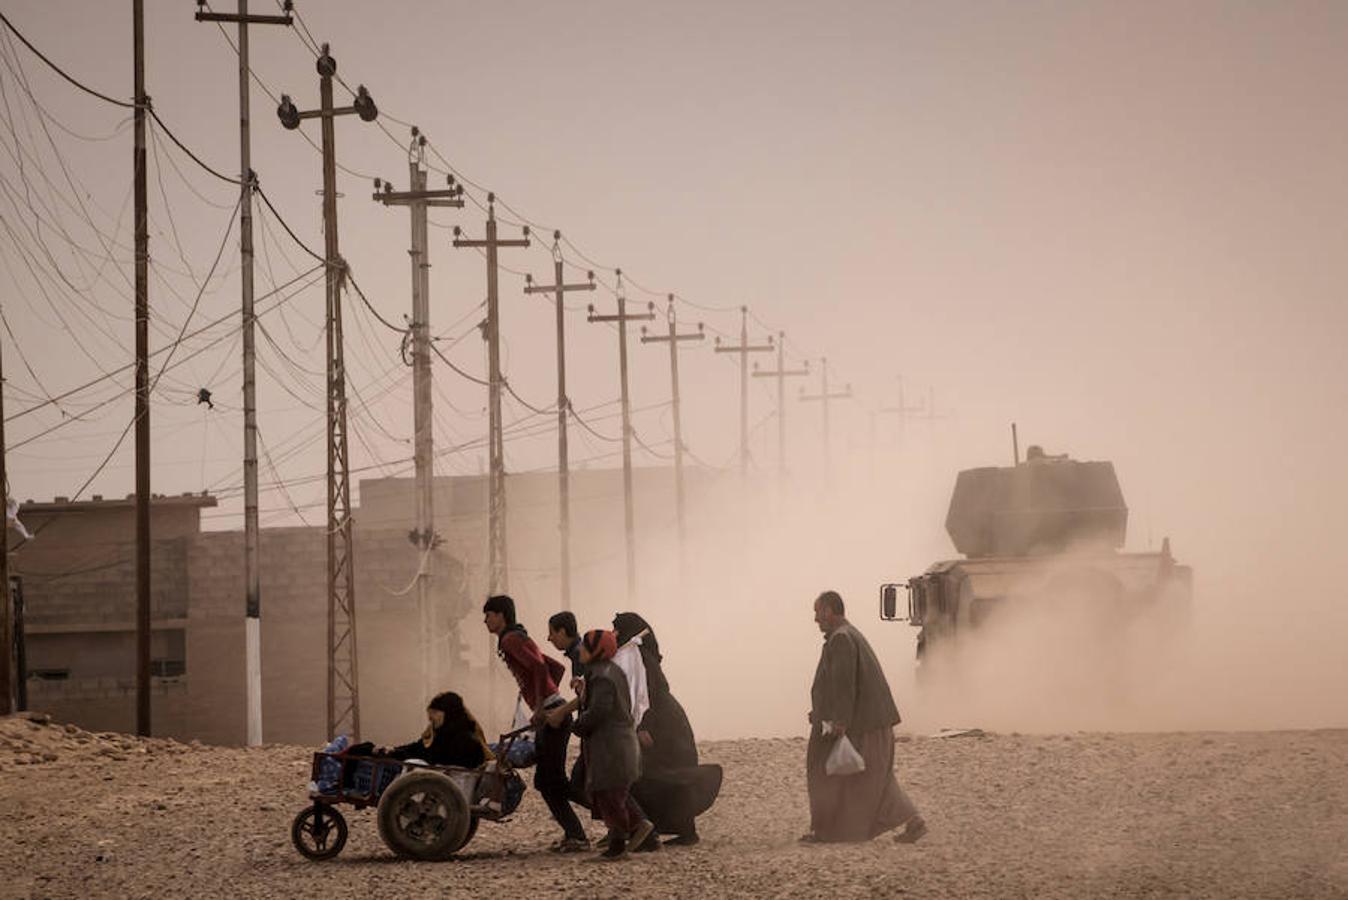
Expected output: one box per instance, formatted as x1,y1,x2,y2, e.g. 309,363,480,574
591,786,641,836
535,715,586,840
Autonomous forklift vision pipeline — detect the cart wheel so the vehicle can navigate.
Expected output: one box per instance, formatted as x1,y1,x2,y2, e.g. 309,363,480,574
291,804,348,861
376,770,470,860
449,814,480,854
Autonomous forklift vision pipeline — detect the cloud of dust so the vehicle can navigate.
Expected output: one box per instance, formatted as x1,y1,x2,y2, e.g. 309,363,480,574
532,433,1348,740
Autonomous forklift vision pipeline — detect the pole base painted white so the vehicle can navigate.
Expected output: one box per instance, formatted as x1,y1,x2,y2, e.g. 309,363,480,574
245,615,262,746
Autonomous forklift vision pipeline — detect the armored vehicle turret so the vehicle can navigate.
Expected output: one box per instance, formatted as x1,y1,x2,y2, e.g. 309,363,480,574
881,447,1191,671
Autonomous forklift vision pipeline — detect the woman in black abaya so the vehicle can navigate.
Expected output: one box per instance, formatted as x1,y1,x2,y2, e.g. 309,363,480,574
612,612,722,846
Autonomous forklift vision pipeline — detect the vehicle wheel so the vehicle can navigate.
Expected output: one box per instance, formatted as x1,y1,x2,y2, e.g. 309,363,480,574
291,804,348,861
376,770,470,860
442,813,479,855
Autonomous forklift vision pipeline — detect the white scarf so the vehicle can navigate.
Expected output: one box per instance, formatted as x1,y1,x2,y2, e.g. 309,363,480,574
613,632,651,726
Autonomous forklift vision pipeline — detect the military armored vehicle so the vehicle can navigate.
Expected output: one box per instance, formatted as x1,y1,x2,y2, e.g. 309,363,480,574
880,446,1191,670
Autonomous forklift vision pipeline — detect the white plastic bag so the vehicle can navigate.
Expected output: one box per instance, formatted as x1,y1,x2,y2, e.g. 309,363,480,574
510,694,532,733
824,734,866,776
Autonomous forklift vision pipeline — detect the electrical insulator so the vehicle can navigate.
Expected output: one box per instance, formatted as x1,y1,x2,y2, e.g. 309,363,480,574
354,85,378,122
317,48,336,78
277,95,300,130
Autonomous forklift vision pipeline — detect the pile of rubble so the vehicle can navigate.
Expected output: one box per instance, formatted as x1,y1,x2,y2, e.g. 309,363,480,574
0,710,198,770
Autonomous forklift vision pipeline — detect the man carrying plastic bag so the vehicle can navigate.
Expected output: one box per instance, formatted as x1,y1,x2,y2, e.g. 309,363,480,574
802,590,927,844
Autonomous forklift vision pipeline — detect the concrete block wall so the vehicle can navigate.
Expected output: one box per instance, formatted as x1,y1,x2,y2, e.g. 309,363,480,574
182,525,472,747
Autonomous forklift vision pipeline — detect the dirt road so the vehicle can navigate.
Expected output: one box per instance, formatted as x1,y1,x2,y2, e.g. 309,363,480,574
2,715,1345,899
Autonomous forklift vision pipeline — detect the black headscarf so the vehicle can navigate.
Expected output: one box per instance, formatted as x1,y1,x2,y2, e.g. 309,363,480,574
611,614,697,772
613,611,661,661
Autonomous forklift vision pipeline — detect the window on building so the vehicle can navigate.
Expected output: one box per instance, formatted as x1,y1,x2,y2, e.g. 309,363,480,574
151,629,186,679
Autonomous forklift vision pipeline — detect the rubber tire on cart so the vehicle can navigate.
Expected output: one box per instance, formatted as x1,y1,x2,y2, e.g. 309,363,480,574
376,770,471,860
291,804,349,861
450,815,480,854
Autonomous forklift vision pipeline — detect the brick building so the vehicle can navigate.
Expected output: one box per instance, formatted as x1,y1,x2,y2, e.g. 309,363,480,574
9,464,706,747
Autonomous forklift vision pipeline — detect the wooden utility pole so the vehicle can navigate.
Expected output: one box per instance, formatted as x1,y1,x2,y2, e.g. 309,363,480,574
278,44,378,740
640,295,704,551
374,133,463,698
713,307,773,478
452,197,529,595
194,0,293,748
133,0,152,737
587,271,654,600
523,235,594,610
751,331,809,477
799,357,852,471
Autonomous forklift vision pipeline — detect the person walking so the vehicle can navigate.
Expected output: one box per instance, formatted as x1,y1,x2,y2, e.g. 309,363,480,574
573,628,654,860
612,612,722,846
483,595,589,852
803,590,927,844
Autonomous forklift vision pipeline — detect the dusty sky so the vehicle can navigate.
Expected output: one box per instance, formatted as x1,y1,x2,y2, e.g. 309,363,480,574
2,2,1346,733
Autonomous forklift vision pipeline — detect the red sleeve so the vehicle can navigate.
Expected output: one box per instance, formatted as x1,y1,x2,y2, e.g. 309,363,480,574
500,632,556,710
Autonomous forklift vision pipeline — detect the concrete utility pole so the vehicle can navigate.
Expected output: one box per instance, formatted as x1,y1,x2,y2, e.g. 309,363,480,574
640,296,704,553
524,234,595,611
194,0,293,749
713,307,774,478
0,323,9,716
799,357,852,471
452,197,529,596
751,331,809,477
587,271,655,600
277,44,378,741
132,0,152,738
374,132,463,700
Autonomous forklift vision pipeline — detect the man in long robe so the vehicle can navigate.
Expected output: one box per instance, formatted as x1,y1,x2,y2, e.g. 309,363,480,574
804,590,927,844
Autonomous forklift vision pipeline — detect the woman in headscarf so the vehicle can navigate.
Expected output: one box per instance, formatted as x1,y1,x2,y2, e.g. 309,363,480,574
378,691,494,768
612,612,723,846
572,629,655,860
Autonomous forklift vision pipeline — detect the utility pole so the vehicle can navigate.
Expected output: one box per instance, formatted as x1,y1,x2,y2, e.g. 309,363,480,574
713,307,773,478
587,271,654,600
0,324,9,716
878,376,926,450
277,44,378,741
799,357,852,471
523,234,594,610
751,331,809,477
640,295,704,552
194,0,293,749
452,196,529,596
374,132,463,699
133,0,152,738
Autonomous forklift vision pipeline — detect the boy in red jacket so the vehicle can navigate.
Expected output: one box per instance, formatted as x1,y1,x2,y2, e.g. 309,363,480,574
483,594,589,851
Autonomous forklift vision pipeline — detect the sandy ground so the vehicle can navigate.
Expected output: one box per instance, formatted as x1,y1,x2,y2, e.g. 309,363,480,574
1,713,1345,899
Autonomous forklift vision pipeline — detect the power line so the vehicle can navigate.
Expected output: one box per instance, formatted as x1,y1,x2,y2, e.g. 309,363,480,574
0,11,135,109
6,263,319,423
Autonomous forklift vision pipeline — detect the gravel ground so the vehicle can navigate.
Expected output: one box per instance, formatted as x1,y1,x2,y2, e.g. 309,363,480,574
2,713,1346,899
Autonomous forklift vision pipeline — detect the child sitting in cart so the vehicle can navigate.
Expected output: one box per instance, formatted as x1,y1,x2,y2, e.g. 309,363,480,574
376,691,494,768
